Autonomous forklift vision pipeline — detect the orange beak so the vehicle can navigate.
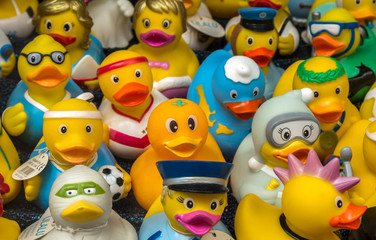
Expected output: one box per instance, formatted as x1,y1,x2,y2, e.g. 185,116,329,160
310,102,345,124
312,35,346,57
350,9,376,25
113,82,150,107
56,145,95,164
224,98,263,120
273,147,311,164
27,64,69,88
182,0,193,9
243,47,275,68
330,203,367,230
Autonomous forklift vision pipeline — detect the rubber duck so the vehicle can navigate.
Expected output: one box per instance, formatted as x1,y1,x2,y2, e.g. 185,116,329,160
309,8,376,104
231,89,320,206
181,0,225,51
187,50,265,160
130,98,226,210
360,81,376,120
139,160,232,240
0,0,38,38
87,0,134,49
0,174,20,240
33,0,105,89
273,56,361,160
0,123,20,204
20,165,137,240
229,8,284,99
129,0,199,98
21,98,131,210
338,0,376,26
98,50,167,159
205,0,250,19
235,150,367,240
2,34,82,147
0,29,16,78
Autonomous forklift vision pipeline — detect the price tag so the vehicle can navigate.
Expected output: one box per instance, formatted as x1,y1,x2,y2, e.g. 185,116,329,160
12,153,48,180
201,230,234,240
187,16,225,38
18,210,54,240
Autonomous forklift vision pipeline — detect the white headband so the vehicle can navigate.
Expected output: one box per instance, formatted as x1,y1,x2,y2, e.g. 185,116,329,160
43,111,103,119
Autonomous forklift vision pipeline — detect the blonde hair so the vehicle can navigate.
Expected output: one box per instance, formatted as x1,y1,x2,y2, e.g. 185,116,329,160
33,0,93,50
134,0,187,32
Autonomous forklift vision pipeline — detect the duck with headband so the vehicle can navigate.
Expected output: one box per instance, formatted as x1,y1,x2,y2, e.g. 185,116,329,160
33,0,105,90
98,50,167,160
15,98,131,210
129,0,199,98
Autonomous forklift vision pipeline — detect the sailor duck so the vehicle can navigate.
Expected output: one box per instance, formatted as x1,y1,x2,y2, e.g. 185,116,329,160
0,0,38,38
98,50,167,159
187,50,265,160
33,0,105,89
273,56,361,160
0,174,20,240
139,160,233,240
87,0,134,49
235,150,367,240
22,98,131,210
0,29,16,78
20,165,137,240
309,7,376,104
181,0,225,51
231,88,321,206
229,8,284,99
129,0,200,98
131,98,226,210
2,34,82,147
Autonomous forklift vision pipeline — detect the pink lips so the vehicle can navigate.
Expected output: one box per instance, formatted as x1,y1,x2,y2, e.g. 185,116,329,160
139,30,176,47
175,210,221,236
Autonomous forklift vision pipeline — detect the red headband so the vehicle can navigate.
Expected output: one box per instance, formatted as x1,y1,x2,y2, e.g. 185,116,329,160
97,56,148,76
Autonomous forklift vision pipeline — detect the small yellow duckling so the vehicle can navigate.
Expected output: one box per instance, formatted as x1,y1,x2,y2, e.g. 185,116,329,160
0,0,38,38
129,0,199,98
274,56,360,160
235,150,367,240
338,0,376,26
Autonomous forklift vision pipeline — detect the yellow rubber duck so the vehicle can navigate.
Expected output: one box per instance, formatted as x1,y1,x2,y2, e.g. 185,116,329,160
0,0,38,38
205,0,249,19
98,50,167,159
0,123,20,204
0,176,20,240
235,150,367,240
22,98,131,210
33,0,105,89
273,56,361,160
360,81,376,120
310,8,361,59
129,0,199,98
2,34,74,146
130,98,225,210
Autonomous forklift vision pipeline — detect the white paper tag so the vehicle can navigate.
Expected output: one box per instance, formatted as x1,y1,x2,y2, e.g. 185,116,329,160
187,16,225,38
202,230,234,240
18,209,54,240
12,153,49,180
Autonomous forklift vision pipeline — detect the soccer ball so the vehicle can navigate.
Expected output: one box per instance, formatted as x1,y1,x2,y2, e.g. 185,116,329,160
98,165,124,201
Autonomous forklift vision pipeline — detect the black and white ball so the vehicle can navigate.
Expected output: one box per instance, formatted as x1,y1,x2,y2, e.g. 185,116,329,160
98,165,124,201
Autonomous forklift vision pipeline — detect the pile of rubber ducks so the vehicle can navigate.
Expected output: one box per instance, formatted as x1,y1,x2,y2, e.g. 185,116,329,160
2,0,376,239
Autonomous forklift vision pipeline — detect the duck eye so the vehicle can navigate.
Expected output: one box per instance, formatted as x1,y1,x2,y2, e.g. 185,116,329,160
111,75,119,84
86,124,92,133
84,187,96,195
184,198,194,209
63,22,72,32
335,86,341,95
26,52,42,65
66,189,77,197
335,196,343,208
135,69,142,78
302,125,312,138
187,115,197,130
143,18,150,28
51,51,65,64
247,36,254,46
253,87,259,96
373,0,376,4
166,118,178,133
280,128,291,141
45,20,52,30
268,37,273,45
210,199,219,211
355,0,360,5
313,90,319,98
230,90,238,99
59,124,67,134
162,19,171,29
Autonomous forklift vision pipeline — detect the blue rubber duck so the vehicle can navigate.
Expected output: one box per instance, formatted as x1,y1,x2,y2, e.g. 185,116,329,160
187,50,265,160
